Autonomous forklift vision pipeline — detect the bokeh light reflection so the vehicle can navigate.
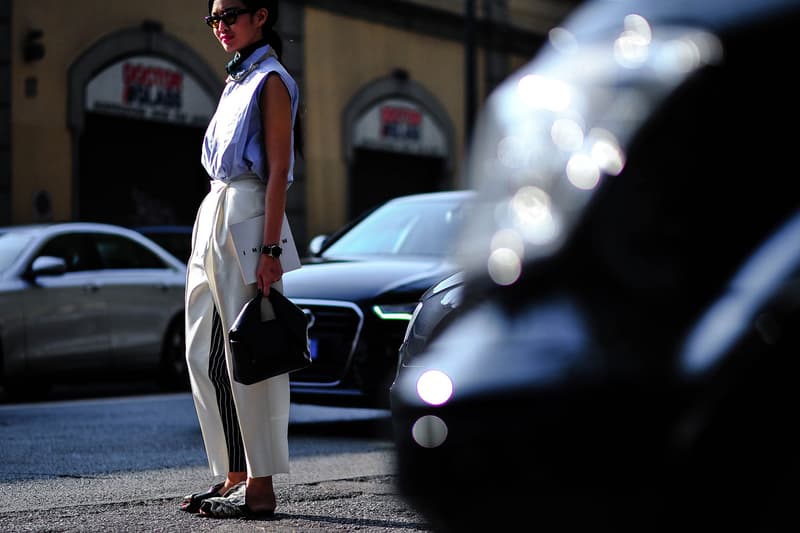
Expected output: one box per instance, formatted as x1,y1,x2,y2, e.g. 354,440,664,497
551,118,585,152
624,13,652,41
656,35,719,75
488,248,522,286
549,26,578,55
511,186,551,224
566,153,601,190
491,228,525,259
411,415,448,448
589,129,625,175
511,186,560,245
518,74,572,112
416,370,454,406
614,14,652,68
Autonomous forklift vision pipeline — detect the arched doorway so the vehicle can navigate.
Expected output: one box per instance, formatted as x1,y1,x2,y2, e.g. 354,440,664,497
343,72,456,218
68,26,222,225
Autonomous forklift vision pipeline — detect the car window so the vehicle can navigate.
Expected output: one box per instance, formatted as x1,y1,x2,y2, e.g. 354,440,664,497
93,233,168,269
0,232,33,272
323,198,470,257
144,232,192,263
37,233,103,272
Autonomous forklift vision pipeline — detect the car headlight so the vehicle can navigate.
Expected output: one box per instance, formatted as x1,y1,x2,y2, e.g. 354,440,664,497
372,303,418,321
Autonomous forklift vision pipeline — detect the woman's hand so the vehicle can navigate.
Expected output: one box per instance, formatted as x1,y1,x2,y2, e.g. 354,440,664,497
256,255,283,295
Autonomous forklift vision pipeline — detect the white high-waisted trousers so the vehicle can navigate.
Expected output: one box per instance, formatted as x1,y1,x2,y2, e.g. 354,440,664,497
185,173,290,479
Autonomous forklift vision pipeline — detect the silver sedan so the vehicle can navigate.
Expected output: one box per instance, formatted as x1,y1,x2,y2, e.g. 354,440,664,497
0,222,187,399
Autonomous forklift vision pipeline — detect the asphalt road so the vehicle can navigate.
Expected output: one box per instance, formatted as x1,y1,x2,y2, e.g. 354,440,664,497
0,384,434,532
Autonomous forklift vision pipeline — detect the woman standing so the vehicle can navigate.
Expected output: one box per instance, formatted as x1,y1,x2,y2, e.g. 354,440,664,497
180,0,301,519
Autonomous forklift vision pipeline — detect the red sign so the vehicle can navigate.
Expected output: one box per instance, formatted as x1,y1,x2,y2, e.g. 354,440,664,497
122,63,183,108
381,105,422,140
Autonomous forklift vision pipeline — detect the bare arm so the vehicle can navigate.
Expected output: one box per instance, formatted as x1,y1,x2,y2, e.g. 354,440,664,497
256,72,292,294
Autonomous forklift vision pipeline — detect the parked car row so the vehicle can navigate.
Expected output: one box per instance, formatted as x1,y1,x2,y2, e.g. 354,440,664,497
0,190,475,403
389,0,800,531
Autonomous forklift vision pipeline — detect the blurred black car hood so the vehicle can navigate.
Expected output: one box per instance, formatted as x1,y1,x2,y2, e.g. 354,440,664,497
564,0,798,40
282,256,458,302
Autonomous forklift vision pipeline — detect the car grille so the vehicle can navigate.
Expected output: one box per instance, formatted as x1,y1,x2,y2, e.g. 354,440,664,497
289,299,364,384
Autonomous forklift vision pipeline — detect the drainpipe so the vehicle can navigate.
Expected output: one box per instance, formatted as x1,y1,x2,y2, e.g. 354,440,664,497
464,0,477,145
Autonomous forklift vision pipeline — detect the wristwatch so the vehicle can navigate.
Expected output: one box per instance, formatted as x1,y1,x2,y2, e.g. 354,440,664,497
260,243,283,259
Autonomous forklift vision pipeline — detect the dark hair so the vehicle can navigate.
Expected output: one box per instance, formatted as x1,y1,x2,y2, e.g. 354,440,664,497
208,0,303,157
208,0,281,57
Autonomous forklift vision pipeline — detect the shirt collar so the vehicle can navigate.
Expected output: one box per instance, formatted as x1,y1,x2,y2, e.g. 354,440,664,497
226,42,273,82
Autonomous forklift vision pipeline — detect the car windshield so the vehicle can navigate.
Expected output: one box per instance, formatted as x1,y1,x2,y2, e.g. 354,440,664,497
323,196,470,258
0,232,33,272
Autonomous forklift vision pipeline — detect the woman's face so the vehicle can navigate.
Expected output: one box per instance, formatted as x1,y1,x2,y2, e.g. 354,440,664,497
208,1,266,53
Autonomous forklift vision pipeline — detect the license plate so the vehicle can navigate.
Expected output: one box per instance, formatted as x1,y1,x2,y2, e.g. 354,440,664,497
308,338,319,361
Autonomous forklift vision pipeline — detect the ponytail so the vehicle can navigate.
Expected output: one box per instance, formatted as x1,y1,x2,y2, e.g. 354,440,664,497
263,26,283,61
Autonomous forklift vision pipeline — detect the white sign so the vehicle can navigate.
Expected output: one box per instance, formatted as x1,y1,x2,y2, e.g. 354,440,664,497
353,98,447,157
86,55,215,126
230,214,301,285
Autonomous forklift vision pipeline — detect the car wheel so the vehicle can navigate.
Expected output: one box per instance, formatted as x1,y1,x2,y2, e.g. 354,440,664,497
1,340,52,401
157,318,189,391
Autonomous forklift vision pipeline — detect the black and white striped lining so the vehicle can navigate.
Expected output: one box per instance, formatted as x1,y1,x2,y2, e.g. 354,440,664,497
209,305,246,473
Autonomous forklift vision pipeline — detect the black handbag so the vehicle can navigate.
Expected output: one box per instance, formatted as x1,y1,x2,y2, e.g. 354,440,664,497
229,288,312,385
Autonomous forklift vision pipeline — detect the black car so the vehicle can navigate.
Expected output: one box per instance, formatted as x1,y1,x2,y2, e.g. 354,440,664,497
391,0,800,531
282,190,474,408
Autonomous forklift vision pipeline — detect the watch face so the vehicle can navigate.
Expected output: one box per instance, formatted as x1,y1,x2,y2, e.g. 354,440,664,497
262,245,282,257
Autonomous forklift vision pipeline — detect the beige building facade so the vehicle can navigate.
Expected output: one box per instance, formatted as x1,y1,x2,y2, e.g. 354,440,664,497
0,0,577,248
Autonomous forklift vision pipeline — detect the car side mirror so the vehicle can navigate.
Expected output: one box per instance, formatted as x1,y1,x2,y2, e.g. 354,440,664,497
307,234,328,256
29,256,67,277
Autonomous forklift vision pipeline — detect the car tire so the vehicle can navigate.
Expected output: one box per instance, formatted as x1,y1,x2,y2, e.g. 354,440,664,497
157,317,189,391
0,340,51,401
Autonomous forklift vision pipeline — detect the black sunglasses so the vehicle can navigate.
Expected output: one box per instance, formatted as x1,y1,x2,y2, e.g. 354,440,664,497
204,7,253,29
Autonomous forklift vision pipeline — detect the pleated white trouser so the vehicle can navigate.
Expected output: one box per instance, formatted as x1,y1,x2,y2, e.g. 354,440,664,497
185,174,290,479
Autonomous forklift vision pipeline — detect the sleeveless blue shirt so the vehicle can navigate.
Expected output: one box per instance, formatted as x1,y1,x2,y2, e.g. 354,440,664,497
201,44,299,184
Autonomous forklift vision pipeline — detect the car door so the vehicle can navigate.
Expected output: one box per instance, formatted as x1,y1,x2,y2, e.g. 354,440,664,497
90,232,181,370
23,232,111,373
